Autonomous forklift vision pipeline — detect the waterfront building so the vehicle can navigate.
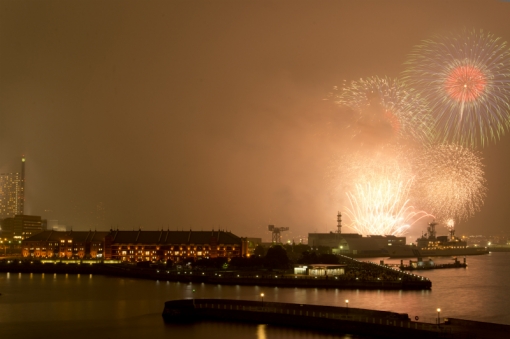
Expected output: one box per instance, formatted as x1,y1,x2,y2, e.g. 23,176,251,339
108,229,246,262
21,229,248,262
0,157,26,220
308,232,406,257
21,230,108,259
338,235,406,256
308,232,362,249
294,264,346,276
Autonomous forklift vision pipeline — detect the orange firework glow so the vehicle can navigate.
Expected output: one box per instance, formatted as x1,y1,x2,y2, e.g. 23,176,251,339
445,65,487,102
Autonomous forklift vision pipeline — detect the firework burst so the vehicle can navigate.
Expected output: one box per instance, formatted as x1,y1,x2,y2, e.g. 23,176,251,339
330,150,431,236
412,144,487,224
333,77,434,146
344,177,431,237
403,29,510,147
328,147,413,196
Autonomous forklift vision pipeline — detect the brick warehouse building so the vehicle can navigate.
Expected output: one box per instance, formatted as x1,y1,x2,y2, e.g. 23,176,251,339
21,229,247,262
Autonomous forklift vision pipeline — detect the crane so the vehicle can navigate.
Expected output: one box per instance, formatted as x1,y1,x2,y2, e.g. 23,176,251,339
268,225,289,244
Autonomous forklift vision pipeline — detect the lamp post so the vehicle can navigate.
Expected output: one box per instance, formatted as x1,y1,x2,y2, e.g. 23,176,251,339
260,293,264,304
345,299,349,308
437,308,441,325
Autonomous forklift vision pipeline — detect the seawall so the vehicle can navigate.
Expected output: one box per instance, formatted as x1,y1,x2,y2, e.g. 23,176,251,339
163,298,510,339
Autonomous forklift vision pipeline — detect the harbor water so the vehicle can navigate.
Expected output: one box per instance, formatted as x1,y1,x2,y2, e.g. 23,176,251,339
1,252,509,338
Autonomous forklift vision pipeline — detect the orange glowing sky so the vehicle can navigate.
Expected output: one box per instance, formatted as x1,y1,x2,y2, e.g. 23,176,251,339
2,0,510,240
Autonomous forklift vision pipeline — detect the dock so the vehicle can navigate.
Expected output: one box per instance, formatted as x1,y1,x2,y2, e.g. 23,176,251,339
0,260,432,290
163,298,510,339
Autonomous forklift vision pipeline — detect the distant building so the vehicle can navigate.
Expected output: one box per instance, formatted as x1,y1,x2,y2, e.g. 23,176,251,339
1,214,46,241
308,232,406,257
22,229,248,262
0,157,26,219
47,220,67,232
338,235,406,257
308,232,362,249
307,213,406,257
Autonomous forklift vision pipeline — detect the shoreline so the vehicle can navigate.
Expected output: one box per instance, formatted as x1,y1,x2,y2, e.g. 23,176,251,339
0,262,431,290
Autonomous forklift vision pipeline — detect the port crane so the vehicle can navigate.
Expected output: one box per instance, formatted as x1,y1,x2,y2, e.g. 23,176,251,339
268,225,289,244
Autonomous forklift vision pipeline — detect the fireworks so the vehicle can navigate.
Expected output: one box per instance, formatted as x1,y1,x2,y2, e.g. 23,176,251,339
324,29,504,233
444,218,455,232
403,29,510,147
412,144,487,224
333,77,434,146
344,177,431,237
332,150,431,236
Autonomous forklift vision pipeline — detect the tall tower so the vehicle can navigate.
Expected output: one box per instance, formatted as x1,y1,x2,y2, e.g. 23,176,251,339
337,211,342,234
18,156,25,215
0,156,25,219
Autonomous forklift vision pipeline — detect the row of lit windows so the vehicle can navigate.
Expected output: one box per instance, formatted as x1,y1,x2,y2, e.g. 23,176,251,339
113,246,237,251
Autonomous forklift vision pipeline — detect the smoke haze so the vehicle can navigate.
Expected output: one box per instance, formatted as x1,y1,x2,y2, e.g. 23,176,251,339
2,0,510,240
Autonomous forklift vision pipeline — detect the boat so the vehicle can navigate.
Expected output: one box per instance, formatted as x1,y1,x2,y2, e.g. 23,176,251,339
388,221,489,258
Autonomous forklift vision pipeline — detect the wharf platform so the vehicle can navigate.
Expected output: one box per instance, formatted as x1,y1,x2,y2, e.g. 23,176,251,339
163,298,510,339
0,261,431,290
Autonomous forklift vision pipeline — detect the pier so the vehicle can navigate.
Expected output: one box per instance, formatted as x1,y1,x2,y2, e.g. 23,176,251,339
163,298,510,339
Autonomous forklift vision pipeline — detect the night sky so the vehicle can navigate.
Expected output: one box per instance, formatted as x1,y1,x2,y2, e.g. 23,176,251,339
2,0,510,241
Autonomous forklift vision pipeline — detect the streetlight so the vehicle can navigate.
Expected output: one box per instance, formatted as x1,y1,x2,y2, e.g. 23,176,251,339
437,308,441,325
345,299,349,308
260,293,264,304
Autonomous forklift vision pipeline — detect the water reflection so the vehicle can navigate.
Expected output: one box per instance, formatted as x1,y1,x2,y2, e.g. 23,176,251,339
257,324,266,339
0,253,509,339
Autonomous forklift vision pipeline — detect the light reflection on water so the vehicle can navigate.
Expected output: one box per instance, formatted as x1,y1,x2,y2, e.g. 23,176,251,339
0,253,509,338
258,324,267,339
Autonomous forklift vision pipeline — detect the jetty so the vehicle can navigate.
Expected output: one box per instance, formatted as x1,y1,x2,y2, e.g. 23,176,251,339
163,298,510,339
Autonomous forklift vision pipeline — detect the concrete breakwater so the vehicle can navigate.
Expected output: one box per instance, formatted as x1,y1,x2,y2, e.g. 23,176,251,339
0,261,431,290
163,298,510,339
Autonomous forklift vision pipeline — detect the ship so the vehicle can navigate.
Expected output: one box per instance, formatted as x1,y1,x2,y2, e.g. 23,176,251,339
388,221,489,258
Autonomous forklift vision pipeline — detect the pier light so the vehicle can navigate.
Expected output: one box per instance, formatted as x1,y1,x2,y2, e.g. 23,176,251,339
345,300,349,308
260,293,264,303
437,308,441,324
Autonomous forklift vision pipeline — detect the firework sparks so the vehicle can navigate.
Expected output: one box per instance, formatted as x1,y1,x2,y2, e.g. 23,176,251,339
444,218,456,232
403,29,510,147
344,177,432,237
328,147,413,198
331,150,431,237
412,144,487,224
333,77,434,146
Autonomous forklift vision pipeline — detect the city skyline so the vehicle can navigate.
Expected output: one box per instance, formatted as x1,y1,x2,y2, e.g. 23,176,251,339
2,1,510,241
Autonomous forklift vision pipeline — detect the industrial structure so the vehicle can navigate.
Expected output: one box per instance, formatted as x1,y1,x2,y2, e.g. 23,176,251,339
268,224,289,243
307,212,406,257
